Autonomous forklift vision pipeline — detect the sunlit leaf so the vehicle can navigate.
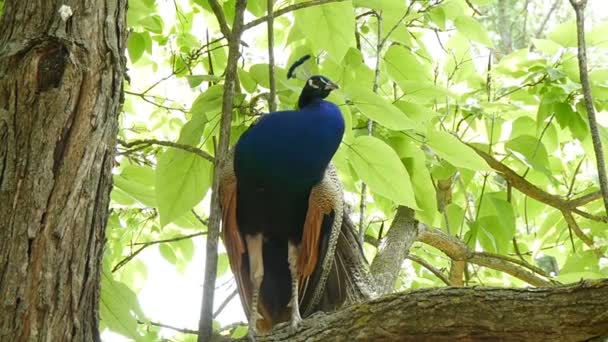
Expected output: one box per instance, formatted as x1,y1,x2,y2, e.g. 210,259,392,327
347,136,418,208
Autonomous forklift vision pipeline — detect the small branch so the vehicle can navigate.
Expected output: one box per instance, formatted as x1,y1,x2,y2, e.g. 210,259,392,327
243,0,347,31
213,289,238,318
198,1,248,341
140,320,198,335
359,10,383,243
112,232,206,273
464,0,483,16
417,225,554,286
535,0,561,38
471,146,569,209
208,0,232,39
132,232,206,246
561,209,604,258
474,251,551,278
124,90,187,113
569,191,602,208
569,0,608,216
117,139,215,163
266,0,277,112
407,255,450,285
448,260,466,286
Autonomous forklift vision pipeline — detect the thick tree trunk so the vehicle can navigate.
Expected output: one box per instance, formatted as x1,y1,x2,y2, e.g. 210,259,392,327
261,280,608,342
0,1,126,341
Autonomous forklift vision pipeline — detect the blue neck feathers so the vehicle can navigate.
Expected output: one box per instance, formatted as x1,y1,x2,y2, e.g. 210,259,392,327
234,99,344,189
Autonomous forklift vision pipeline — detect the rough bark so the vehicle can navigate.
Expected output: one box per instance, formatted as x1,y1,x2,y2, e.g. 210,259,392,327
259,280,608,341
369,206,417,294
0,0,127,341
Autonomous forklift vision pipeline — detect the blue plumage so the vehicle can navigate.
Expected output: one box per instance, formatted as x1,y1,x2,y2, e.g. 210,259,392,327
230,74,344,330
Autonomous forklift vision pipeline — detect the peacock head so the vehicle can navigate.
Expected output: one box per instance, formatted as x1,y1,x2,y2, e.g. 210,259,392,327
297,75,339,108
287,54,340,108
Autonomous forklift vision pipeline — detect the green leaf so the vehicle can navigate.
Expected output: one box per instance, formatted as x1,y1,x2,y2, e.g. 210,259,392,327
557,271,604,284
155,147,212,227
454,15,493,47
113,164,157,207
186,74,221,88
353,0,403,10
127,32,146,63
532,39,562,56
159,244,177,264
139,15,164,34
190,85,224,119
547,20,577,47
384,45,431,82
347,136,418,208
390,136,437,224
553,102,588,140
505,135,551,176
478,194,516,254
100,268,147,340
426,129,491,171
294,2,356,60
343,86,418,130
231,325,249,338
217,253,230,277
152,113,210,224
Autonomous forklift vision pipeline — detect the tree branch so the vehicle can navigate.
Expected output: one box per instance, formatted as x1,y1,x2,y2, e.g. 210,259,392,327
569,0,608,216
198,1,247,341
117,139,215,163
562,209,604,257
417,225,554,287
243,0,347,31
266,0,277,112
263,280,608,341
370,207,417,294
208,0,232,39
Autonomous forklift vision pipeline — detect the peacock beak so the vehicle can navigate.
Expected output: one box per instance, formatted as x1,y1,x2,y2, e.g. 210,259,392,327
325,81,339,91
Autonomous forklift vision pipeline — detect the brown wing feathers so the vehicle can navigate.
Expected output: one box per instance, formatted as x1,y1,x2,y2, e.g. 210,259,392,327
219,151,368,331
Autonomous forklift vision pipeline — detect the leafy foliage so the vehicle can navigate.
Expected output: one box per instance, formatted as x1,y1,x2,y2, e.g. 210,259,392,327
102,0,608,340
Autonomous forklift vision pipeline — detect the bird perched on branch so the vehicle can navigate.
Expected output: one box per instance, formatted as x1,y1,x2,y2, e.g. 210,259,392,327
219,56,372,337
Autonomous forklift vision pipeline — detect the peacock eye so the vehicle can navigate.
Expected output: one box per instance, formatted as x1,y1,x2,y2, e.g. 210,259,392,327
308,79,320,89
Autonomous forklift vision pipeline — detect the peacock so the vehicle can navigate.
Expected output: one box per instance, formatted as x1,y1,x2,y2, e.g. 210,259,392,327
219,56,373,337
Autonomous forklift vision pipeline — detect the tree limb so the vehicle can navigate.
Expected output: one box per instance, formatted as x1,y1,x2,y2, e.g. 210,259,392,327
208,0,232,39
266,0,277,112
198,1,247,341
261,280,608,341
243,0,347,31
569,0,608,216
117,139,215,163
370,207,417,294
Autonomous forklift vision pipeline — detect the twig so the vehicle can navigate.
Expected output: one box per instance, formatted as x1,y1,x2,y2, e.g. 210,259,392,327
569,0,608,216
562,209,604,257
267,0,277,112
112,232,206,273
243,0,347,31
407,255,450,285
359,10,383,244
117,138,214,163
417,225,555,286
208,0,232,39
213,289,238,318
535,0,561,38
139,320,198,335
198,1,247,341
569,191,602,208
464,0,483,16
